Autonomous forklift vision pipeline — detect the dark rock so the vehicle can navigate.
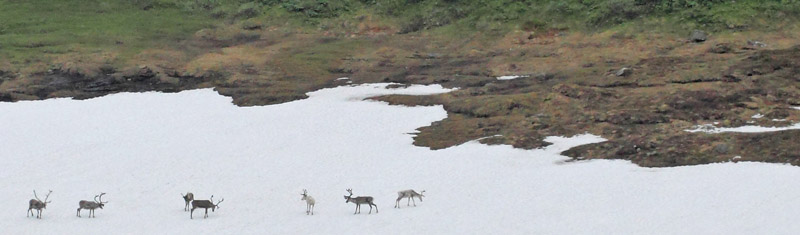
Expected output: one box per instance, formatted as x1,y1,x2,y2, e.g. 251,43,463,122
533,72,556,80
0,92,12,102
0,69,15,80
713,143,730,154
82,77,120,92
709,43,732,54
689,30,707,43
616,67,633,77
766,109,790,119
241,21,263,30
99,64,116,75
606,110,668,125
123,65,157,82
410,52,442,59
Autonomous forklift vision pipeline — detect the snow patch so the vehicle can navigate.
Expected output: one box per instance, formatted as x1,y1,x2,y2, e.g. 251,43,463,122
686,123,800,133
471,134,504,142
752,113,764,119
496,75,528,80
3,85,800,234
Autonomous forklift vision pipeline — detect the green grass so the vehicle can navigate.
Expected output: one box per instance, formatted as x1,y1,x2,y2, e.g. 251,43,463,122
0,0,218,66
2,0,799,70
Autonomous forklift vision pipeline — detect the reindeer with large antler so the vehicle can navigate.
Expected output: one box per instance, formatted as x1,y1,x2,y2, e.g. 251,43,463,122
190,195,224,219
344,189,377,214
77,193,107,218
27,190,52,219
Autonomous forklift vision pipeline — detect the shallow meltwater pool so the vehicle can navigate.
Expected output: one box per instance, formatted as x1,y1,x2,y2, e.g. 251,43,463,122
1,84,799,234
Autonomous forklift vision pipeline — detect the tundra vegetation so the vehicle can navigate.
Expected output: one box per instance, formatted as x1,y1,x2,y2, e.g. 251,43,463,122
2,0,800,167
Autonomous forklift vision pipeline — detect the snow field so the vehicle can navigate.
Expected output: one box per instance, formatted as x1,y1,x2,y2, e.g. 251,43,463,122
2,84,800,234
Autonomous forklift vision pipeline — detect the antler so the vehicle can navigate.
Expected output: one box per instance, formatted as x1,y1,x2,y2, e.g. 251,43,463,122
216,198,224,206
346,188,353,195
33,190,42,201
98,193,108,203
44,190,53,203
302,189,308,195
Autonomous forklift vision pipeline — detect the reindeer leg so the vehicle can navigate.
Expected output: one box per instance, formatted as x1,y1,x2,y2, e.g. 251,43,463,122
311,205,314,215
77,208,81,218
204,208,209,218
374,203,378,213
412,196,416,206
408,197,412,206
190,208,195,219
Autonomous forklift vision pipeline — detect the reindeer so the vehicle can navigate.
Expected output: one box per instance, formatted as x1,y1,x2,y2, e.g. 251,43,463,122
301,189,315,215
344,189,377,214
181,192,194,211
190,195,223,219
395,189,425,208
77,193,107,218
27,190,52,219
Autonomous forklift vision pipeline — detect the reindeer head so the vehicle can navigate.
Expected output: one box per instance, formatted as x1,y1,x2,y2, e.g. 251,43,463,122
210,195,224,212
33,190,53,209
343,188,354,203
301,189,309,201
94,193,108,209
419,190,426,201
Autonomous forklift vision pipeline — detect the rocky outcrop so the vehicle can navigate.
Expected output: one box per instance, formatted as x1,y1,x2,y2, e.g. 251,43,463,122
689,30,708,42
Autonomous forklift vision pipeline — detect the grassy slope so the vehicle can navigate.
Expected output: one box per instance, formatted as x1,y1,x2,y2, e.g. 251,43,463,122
0,0,215,67
2,0,800,167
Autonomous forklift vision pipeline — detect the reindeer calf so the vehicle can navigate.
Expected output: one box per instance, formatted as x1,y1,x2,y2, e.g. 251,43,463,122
395,189,425,208
181,192,194,211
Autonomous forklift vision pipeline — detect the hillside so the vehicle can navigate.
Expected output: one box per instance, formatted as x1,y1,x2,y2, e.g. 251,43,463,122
2,0,800,167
